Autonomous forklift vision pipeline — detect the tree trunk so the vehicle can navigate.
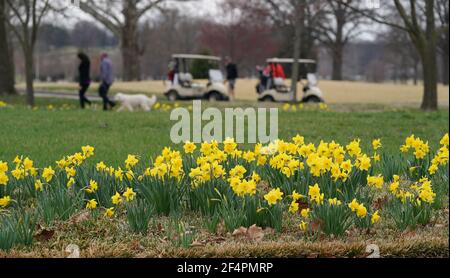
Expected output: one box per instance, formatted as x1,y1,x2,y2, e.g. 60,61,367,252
331,45,343,80
290,0,305,102
420,0,438,111
121,4,141,81
413,61,419,86
421,48,438,110
442,49,449,85
0,0,16,95
24,47,35,106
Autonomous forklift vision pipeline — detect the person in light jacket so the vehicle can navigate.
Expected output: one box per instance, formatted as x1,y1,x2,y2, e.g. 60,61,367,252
99,53,116,111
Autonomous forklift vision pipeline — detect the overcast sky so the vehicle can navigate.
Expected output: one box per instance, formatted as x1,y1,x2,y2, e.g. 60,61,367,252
63,0,221,23
61,0,377,40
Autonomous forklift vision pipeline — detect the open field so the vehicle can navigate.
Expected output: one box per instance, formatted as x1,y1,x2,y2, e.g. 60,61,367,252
17,80,450,107
0,95,448,258
1,96,448,165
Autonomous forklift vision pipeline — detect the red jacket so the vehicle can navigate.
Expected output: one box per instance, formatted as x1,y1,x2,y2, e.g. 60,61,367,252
271,63,286,79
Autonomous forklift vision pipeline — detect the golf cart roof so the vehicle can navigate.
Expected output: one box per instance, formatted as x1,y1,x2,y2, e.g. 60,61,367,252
172,54,221,61
267,58,316,64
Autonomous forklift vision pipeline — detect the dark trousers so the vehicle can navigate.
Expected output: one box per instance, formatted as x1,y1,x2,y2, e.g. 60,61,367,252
99,82,115,110
79,83,91,109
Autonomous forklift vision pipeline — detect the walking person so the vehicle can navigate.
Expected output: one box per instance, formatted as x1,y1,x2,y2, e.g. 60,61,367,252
224,56,238,101
77,52,91,109
99,53,116,111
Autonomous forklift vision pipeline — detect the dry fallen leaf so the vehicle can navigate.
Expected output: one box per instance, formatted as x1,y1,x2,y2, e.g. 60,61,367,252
232,225,265,242
247,224,264,242
70,211,90,224
232,226,248,238
190,240,206,247
34,229,55,242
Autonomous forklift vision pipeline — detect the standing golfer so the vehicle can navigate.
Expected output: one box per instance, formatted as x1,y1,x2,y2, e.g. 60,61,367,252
99,53,116,111
77,52,91,109
225,57,238,101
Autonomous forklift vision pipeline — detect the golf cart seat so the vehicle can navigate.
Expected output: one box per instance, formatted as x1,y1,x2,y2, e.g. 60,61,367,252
179,73,193,87
273,78,289,93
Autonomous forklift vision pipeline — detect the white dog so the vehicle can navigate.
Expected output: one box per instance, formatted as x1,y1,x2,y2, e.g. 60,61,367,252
114,93,157,112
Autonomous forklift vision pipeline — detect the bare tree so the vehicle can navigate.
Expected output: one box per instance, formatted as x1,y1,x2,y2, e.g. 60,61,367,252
5,0,53,106
79,0,190,81
345,0,440,110
436,0,449,85
314,1,368,80
0,0,15,95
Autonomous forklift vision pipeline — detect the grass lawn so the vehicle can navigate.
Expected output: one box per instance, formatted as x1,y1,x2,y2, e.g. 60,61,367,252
16,79,450,106
0,95,448,258
1,96,448,165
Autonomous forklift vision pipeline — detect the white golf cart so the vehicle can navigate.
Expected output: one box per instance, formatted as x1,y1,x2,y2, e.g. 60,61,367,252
256,58,325,103
164,54,229,101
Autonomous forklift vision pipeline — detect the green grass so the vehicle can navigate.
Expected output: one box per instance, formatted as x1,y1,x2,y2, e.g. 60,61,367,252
0,96,448,166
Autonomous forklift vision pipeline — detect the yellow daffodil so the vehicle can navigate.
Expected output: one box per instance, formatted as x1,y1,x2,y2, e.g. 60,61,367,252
0,196,11,207
123,187,136,202
86,199,97,209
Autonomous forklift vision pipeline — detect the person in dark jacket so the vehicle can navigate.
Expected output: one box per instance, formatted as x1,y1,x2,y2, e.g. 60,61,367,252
98,53,116,111
224,56,238,101
77,52,92,109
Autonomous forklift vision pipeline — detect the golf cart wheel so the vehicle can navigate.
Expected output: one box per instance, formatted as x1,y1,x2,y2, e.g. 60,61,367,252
260,95,275,102
166,90,179,101
303,95,322,103
207,91,222,102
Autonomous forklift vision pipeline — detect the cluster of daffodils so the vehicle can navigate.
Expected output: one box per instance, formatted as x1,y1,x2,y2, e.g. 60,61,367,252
428,134,449,175
388,175,436,205
0,101,7,108
282,102,328,112
153,102,192,112
0,133,448,239
147,148,183,180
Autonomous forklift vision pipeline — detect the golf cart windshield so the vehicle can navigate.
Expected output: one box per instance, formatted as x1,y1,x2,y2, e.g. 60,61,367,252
173,54,222,79
266,58,317,79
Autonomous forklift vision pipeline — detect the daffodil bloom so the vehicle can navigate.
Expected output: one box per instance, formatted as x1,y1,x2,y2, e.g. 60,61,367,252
367,175,384,189
440,133,449,146
288,201,299,213
300,208,310,218
85,180,98,193
34,180,43,191
328,198,342,206
356,204,367,218
0,172,9,186
11,168,25,180
23,157,33,170
183,141,196,154
65,167,76,179
264,188,283,205
111,192,123,205
389,181,399,194
42,166,55,182
373,152,381,162
81,145,95,158
372,139,382,150
299,221,308,231
292,134,305,145
96,161,107,172
123,187,136,202
0,161,8,172
0,196,11,207
86,199,97,209
104,207,115,218
125,154,139,169
371,210,380,224
67,177,75,188
348,199,360,212
292,190,303,201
